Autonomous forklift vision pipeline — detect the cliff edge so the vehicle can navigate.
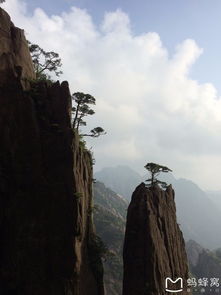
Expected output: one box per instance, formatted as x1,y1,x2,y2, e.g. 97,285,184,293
123,183,189,295
0,8,104,295
0,8,35,87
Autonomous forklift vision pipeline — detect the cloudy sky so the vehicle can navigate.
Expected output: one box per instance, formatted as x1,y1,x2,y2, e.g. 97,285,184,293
3,0,221,190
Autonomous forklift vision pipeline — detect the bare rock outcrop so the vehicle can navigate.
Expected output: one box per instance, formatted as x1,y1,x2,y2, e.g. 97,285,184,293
0,7,104,295
123,183,189,295
0,8,35,87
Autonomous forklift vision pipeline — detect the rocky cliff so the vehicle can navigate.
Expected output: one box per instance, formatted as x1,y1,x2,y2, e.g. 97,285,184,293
93,181,128,295
0,8,35,87
0,8,104,295
123,183,189,295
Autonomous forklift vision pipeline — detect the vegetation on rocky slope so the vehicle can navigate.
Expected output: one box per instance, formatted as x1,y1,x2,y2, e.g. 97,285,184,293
93,181,128,295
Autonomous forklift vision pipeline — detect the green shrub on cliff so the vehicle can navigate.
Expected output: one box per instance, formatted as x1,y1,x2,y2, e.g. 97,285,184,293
88,233,107,286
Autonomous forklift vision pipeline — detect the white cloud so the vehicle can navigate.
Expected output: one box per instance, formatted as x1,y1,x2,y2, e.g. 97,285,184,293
3,0,221,190
101,9,130,35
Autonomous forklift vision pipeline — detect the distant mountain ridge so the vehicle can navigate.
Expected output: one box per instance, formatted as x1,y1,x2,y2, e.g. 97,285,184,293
94,166,141,200
186,240,221,295
163,175,221,249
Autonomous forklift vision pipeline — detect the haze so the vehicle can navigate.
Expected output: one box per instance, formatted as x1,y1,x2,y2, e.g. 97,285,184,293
3,0,221,190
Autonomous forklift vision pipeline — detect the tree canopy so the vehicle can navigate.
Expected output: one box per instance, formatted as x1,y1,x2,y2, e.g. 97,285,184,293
28,41,62,80
72,92,106,138
144,162,172,188
0,0,5,3
72,92,95,130
28,42,105,139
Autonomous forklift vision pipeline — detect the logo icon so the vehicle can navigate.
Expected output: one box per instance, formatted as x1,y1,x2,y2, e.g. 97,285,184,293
165,277,183,293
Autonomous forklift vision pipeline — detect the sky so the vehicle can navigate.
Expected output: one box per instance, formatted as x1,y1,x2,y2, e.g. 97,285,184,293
2,0,221,190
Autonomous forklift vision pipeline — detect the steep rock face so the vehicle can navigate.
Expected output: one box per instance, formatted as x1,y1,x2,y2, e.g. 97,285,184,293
123,183,189,295
73,133,104,295
0,8,35,87
93,181,128,295
0,8,103,295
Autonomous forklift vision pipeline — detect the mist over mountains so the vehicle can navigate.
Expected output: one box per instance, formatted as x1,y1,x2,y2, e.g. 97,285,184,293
95,165,221,249
94,166,141,200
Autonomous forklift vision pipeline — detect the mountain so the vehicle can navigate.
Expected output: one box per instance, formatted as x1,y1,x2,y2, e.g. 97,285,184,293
96,165,221,249
94,166,142,200
93,177,221,294
123,183,189,295
186,240,221,295
207,190,221,209
93,181,128,295
162,175,221,249
0,8,104,295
